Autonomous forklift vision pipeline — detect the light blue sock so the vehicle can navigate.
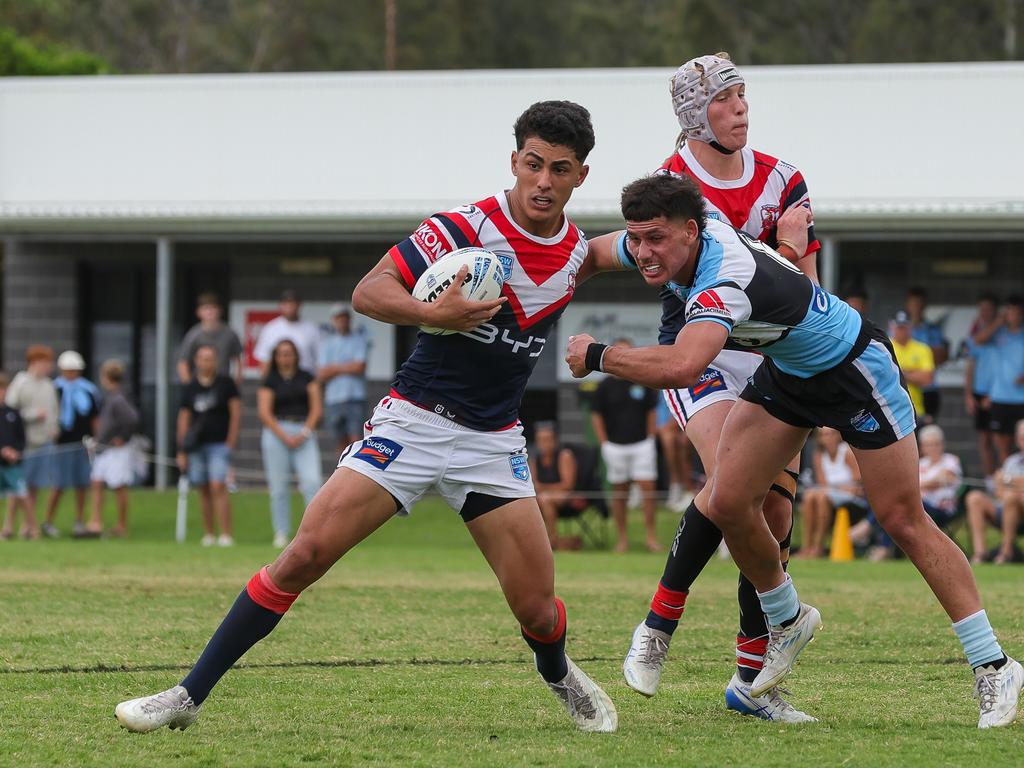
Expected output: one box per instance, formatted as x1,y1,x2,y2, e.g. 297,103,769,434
952,609,1004,669
757,574,800,626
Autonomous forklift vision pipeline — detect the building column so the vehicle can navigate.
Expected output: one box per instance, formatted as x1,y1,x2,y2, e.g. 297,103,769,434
820,236,840,295
155,238,174,490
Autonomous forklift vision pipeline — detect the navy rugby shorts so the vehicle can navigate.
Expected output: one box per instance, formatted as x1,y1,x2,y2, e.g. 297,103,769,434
740,322,916,450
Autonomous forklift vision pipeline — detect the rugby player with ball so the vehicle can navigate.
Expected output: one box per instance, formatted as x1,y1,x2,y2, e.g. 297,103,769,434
116,101,636,735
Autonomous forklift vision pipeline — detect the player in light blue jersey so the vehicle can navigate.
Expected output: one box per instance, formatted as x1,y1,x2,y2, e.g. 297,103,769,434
567,173,1022,729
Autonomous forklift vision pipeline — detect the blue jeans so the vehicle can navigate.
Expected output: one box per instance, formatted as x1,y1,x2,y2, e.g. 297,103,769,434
260,422,323,536
187,442,232,486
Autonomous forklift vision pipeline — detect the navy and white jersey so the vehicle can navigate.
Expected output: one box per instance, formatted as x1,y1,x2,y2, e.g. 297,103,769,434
645,219,862,378
388,192,586,431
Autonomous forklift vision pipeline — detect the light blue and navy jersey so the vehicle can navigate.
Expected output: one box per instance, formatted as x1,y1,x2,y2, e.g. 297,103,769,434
641,218,862,378
990,327,1024,405
965,335,997,396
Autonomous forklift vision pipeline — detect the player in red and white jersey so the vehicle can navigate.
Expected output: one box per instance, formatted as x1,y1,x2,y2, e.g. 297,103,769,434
115,101,633,736
620,52,819,722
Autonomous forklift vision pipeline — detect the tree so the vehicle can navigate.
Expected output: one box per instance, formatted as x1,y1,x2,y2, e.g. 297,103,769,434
0,25,109,75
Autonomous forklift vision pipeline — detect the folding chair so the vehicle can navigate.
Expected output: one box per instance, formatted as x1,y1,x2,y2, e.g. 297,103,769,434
556,443,610,549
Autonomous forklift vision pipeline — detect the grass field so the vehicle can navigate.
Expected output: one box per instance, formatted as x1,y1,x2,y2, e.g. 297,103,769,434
2,489,1023,767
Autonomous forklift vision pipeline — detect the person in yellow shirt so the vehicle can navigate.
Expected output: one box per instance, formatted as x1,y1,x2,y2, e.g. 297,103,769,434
890,310,935,423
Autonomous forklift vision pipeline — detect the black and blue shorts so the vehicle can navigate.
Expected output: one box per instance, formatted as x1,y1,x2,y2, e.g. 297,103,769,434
740,322,917,450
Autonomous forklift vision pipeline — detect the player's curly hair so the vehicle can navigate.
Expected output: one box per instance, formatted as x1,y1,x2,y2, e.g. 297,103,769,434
513,101,595,162
619,173,707,232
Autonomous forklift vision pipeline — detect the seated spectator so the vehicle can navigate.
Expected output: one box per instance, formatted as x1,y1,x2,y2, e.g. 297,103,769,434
43,351,100,539
0,371,34,540
859,425,964,561
258,339,323,548
529,421,579,550
966,419,1024,564
86,360,140,537
798,427,863,559
177,345,240,547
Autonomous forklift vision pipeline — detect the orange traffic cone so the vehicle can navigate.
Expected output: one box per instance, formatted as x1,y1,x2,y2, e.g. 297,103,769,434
830,506,855,562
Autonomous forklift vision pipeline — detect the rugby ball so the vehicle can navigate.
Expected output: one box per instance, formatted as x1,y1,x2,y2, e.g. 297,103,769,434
411,247,506,335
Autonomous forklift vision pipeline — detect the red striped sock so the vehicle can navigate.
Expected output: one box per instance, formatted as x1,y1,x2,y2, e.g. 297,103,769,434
650,583,687,621
736,634,767,678
246,566,300,615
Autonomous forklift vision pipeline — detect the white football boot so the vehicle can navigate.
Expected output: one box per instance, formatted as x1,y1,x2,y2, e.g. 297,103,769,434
544,656,618,732
975,656,1024,729
724,673,817,723
750,603,822,697
115,685,200,733
623,621,671,697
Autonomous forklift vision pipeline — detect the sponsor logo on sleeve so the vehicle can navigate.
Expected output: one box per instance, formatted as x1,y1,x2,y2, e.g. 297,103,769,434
688,367,727,402
412,220,450,263
509,453,530,482
353,437,404,469
688,289,732,323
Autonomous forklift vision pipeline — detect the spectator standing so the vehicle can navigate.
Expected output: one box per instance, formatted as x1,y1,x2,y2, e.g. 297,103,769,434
972,295,1024,465
177,346,240,547
964,293,1000,482
0,371,33,540
177,293,243,386
42,351,99,539
529,421,579,549
889,310,935,425
591,338,661,553
4,345,58,534
965,420,1024,564
655,397,696,513
86,360,139,537
253,289,321,376
798,427,863,559
905,286,949,423
258,339,323,548
318,304,369,453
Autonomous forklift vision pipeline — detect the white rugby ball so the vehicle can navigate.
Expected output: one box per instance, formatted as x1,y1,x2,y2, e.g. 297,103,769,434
411,247,506,335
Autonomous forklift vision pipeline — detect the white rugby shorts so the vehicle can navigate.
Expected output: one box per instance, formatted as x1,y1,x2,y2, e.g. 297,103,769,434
662,349,762,430
601,436,657,484
337,396,534,515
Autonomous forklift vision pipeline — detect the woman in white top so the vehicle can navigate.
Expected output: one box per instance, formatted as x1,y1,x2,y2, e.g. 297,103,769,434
798,427,862,558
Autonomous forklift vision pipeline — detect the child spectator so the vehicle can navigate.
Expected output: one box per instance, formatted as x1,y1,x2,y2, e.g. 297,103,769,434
5,346,59,535
43,350,100,539
798,427,863,559
86,360,140,537
965,419,1024,564
178,345,241,547
0,371,35,540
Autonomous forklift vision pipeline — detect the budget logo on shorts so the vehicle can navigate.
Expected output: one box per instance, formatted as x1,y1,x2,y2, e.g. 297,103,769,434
354,437,404,469
509,453,530,482
850,409,880,433
689,367,727,402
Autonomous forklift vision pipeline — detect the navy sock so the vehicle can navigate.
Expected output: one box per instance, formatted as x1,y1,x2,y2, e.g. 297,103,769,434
180,569,298,705
522,598,568,683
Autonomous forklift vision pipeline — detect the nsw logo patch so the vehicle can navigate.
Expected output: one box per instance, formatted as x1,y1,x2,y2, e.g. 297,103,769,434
509,453,530,482
850,409,880,433
353,437,404,469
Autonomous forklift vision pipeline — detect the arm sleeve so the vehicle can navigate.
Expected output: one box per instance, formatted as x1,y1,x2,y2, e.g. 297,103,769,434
387,211,475,289
685,284,751,333
778,169,820,256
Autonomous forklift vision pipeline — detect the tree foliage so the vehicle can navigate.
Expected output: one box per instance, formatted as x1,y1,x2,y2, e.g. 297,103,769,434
0,25,108,74
0,0,1019,75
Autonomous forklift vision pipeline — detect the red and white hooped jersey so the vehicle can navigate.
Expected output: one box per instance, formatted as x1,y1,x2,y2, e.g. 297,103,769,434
388,192,587,431
658,144,820,256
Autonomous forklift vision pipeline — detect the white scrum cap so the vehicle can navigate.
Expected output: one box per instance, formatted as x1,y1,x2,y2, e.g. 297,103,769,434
669,52,745,144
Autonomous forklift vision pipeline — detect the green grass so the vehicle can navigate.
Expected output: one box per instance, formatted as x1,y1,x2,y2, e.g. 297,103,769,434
1,490,1022,767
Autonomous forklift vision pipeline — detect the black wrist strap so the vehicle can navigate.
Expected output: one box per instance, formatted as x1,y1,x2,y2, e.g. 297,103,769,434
585,343,609,373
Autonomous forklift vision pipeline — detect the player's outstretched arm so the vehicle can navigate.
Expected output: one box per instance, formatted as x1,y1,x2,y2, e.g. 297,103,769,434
577,230,635,284
353,256,505,332
775,206,818,284
564,321,727,389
